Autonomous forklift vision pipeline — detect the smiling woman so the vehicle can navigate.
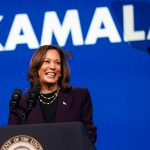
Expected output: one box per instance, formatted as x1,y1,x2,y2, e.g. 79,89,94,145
34,49,62,93
8,44,97,145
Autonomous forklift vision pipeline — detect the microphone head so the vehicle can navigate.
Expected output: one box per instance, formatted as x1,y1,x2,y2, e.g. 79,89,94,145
30,86,39,99
27,86,39,108
12,89,22,100
9,88,22,112
13,88,22,94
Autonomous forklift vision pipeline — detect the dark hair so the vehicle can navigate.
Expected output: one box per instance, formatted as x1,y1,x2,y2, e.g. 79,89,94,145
28,45,70,90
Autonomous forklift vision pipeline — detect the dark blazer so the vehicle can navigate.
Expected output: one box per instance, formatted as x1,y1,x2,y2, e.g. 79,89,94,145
8,87,97,143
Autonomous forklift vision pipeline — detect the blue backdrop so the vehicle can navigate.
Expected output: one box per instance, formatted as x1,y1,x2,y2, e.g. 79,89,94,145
0,0,150,149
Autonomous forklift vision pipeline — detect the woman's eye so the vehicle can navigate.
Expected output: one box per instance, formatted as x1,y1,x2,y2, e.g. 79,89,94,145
44,60,49,63
56,62,61,64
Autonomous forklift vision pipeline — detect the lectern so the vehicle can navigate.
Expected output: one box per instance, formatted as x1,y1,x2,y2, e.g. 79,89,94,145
0,122,95,150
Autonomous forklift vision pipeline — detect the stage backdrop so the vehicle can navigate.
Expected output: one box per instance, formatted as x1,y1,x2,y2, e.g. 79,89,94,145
0,0,150,149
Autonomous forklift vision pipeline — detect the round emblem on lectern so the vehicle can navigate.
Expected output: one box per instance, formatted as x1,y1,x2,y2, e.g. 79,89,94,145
0,135,43,150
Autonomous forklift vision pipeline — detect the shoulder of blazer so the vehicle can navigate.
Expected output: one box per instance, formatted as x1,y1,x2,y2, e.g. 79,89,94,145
71,86,88,91
71,86,89,95
63,87,91,103
60,87,90,99
61,86,88,93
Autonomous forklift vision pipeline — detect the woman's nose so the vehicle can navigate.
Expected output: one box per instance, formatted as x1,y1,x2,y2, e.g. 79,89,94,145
49,62,55,69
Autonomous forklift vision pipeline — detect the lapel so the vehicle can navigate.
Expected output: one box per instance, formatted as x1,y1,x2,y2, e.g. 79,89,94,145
55,88,73,122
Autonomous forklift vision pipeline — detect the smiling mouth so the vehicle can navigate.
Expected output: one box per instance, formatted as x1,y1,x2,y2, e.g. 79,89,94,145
45,72,57,78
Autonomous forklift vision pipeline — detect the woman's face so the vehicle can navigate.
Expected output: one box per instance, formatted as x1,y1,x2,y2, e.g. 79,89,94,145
38,49,61,87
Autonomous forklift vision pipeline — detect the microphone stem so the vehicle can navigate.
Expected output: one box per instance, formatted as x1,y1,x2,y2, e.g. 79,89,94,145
11,110,22,125
21,107,32,124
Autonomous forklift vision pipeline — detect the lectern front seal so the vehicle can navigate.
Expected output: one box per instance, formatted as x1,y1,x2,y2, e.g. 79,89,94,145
0,135,43,150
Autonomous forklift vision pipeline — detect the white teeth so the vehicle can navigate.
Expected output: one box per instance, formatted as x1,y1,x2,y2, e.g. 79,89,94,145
46,72,55,75
45,72,56,77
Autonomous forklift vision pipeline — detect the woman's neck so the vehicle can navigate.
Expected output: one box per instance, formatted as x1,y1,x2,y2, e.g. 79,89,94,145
40,84,59,94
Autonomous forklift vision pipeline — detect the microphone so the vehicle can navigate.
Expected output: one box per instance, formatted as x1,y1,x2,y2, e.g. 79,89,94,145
26,86,39,110
9,89,22,114
22,86,39,124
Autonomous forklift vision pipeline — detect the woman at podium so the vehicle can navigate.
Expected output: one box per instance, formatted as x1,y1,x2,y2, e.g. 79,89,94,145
8,45,97,144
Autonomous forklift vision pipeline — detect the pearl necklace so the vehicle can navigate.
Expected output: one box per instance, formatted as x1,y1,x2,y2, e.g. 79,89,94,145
39,88,60,105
